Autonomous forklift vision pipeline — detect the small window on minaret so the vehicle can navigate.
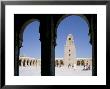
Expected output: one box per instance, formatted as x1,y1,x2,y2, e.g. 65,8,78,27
69,54,71,56
69,38,71,40
69,49,70,52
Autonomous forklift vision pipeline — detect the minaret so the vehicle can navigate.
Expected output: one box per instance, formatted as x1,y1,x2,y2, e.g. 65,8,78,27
64,34,76,67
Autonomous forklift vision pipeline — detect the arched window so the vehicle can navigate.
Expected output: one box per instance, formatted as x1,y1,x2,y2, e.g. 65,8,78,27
69,38,71,40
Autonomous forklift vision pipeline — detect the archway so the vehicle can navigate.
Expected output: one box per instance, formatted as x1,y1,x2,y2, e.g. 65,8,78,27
81,60,85,66
55,15,92,76
19,20,41,76
77,60,80,66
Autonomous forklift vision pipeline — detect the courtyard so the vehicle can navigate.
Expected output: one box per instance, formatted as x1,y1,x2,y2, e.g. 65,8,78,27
19,66,92,76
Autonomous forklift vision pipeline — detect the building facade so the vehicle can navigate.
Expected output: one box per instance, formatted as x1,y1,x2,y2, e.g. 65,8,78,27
19,56,40,67
19,56,92,68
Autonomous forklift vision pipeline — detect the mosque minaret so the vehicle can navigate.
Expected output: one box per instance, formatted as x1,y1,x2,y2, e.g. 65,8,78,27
64,34,76,67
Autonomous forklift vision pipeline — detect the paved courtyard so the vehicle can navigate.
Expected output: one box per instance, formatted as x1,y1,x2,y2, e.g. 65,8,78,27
19,66,92,76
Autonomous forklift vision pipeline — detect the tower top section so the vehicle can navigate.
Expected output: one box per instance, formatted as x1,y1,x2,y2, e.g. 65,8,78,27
66,34,74,45
67,34,74,41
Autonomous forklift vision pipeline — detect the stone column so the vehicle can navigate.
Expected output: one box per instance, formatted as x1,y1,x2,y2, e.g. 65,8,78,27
90,15,97,76
40,15,55,76
14,33,22,76
25,59,27,67
35,60,37,67
21,59,23,66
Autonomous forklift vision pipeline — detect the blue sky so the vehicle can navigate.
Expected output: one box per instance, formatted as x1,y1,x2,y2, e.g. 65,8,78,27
20,21,41,59
20,15,92,59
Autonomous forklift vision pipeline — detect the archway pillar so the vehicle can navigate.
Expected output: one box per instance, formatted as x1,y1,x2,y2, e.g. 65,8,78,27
91,15,97,76
40,16,55,76
14,32,22,76
85,15,97,76
14,45,19,76
14,15,24,76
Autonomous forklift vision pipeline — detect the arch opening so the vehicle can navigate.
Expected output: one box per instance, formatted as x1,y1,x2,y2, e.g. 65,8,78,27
55,15,92,76
19,20,41,76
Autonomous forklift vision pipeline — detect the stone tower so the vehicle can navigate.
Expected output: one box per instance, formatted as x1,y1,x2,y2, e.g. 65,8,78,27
64,34,76,67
